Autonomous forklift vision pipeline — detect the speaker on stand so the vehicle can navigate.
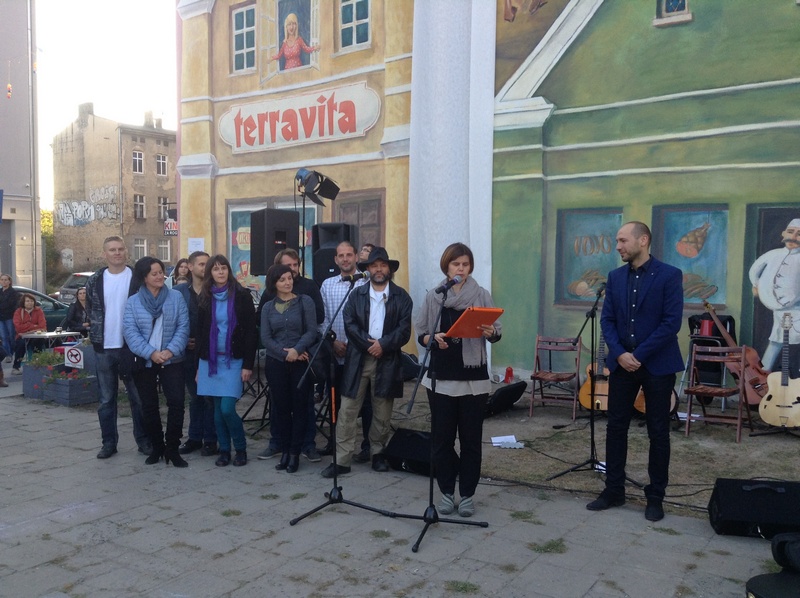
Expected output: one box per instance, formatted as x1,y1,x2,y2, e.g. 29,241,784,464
311,223,358,286
250,208,300,276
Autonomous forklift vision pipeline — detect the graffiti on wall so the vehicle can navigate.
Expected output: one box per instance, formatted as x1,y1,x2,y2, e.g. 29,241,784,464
56,185,120,226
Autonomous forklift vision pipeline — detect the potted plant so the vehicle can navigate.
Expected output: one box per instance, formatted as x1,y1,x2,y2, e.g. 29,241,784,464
41,365,98,406
22,351,64,399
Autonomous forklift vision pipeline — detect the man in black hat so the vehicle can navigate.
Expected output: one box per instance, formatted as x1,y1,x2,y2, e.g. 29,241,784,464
321,247,413,477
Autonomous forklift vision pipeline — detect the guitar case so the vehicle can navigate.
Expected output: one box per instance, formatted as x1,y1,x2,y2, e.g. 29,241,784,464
708,478,800,539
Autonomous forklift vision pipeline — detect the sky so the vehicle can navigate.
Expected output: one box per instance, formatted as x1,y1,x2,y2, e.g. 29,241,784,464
35,0,178,209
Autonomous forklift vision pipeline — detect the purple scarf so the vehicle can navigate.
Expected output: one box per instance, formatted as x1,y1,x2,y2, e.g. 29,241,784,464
208,285,237,376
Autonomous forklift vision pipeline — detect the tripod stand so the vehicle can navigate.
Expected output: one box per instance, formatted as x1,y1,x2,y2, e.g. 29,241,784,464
547,285,605,481
290,277,393,525
241,348,270,435
396,284,488,552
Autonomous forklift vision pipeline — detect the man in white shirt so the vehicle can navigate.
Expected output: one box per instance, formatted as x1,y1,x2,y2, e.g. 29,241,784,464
85,236,148,459
321,247,412,477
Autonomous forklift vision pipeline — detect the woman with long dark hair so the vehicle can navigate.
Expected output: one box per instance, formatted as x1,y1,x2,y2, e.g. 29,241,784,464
64,287,91,336
260,263,316,473
196,255,257,467
123,257,190,466
415,243,502,517
168,258,189,288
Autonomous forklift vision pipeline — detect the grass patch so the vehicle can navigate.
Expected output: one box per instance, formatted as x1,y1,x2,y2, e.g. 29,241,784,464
691,550,706,559
510,510,543,525
393,538,409,546
527,538,567,554
763,559,783,574
221,509,241,517
444,580,480,593
498,563,518,573
652,526,681,536
674,584,696,596
41,533,51,541
261,493,279,500
290,493,307,500
371,529,391,538
684,563,697,571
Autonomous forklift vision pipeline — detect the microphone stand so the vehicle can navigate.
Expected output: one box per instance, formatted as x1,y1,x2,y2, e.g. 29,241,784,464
547,286,605,481
395,285,488,553
291,278,393,525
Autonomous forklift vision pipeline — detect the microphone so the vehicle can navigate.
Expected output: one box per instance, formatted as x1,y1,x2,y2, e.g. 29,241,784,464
435,276,462,294
341,271,370,283
596,282,607,297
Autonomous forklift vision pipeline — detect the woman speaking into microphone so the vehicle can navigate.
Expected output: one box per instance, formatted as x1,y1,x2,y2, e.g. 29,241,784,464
415,242,501,518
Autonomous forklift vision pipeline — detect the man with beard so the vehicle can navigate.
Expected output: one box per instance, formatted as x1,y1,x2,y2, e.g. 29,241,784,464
586,222,683,522
321,247,412,477
749,218,800,374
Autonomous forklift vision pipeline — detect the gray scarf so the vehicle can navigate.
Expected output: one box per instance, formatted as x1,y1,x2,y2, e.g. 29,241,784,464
415,276,501,368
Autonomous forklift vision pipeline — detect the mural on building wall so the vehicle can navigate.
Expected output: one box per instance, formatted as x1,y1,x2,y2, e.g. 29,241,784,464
748,211,800,374
55,185,120,226
271,3,317,71
652,206,727,305
556,208,622,303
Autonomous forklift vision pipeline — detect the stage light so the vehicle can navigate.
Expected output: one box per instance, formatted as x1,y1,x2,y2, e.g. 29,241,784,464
295,168,340,206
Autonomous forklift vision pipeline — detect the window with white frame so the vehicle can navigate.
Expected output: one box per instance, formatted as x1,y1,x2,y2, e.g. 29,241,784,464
133,238,147,260
132,150,143,174
340,0,370,51
158,197,170,221
156,154,167,176
157,240,171,262
653,0,693,27
134,194,146,219
232,4,256,72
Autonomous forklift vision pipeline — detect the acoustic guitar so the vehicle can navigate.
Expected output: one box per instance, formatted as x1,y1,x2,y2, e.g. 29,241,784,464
702,300,768,406
578,332,609,411
759,313,800,428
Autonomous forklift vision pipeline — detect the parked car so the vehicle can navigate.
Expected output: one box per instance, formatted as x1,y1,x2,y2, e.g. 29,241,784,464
15,287,71,332
59,272,94,304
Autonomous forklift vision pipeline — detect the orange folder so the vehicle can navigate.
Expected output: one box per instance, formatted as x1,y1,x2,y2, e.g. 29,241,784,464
444,307,504,338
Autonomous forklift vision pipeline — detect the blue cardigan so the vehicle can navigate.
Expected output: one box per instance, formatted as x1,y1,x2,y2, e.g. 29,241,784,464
123,289,189,366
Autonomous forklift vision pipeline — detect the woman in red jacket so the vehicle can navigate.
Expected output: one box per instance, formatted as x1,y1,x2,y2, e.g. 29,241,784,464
11,293,46,374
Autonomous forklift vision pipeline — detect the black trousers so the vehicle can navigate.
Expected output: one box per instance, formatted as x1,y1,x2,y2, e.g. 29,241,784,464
133,363,186,451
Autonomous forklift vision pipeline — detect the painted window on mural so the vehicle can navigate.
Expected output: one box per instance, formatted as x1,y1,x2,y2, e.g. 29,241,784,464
653,0,692,26
260,0,320,83
233,4,256,72
652,205,727,305
339,0,370,51
336,197,382,247
556,208,622,304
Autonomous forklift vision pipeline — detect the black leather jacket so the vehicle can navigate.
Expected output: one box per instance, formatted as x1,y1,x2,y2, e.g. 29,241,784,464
341,281,413,399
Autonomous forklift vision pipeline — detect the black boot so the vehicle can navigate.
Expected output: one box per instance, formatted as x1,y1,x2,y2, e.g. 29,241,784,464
215,451,231,467
275,452,290,471
145,445,164,465
286,454,300,473
164,448,188,468
233,450,248,467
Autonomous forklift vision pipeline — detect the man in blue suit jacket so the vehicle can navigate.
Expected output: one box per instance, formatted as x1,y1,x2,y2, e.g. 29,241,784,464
587,221,684,522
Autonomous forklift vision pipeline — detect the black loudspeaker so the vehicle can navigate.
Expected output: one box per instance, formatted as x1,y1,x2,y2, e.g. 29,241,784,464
485,381,527,418
383,428,431,476
250,208,300,276
708,478,800,539
311,223,357,285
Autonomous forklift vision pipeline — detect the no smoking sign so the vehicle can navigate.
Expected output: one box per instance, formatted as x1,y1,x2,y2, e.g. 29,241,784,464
65,347,84,369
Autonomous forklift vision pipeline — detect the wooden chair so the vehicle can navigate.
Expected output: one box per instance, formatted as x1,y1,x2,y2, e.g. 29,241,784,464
530,336,582,420
683,344,753,443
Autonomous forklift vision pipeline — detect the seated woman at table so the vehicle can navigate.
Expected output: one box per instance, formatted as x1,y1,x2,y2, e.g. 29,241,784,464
11,293,47,374
64,287,90,336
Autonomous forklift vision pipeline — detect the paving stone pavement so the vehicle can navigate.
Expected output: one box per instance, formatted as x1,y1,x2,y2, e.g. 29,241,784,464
0,377,776,598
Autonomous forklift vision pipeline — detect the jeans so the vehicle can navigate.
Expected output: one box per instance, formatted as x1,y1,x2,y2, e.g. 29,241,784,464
214,397,246,452
13,337,43,369
604,367,675,501
133,363,186,451
428,389,488,498
265,357,311,455
95,348,148,449
0,319,14,356
184,352,217,444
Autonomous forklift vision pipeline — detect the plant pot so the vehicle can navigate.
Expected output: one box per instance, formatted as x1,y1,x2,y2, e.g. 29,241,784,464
22,365,48,399
43,375,98,406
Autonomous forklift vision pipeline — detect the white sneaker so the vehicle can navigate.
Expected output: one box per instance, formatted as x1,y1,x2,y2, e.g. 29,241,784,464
458,495,475,517
3,356,11,363
11,368,21,375
439,493,456,515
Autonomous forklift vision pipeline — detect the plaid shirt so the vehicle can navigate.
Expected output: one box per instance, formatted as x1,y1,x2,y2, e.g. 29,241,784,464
320,274,367,364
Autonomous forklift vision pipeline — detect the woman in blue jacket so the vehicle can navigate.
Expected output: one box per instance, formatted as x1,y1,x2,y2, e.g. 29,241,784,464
124,257,190,467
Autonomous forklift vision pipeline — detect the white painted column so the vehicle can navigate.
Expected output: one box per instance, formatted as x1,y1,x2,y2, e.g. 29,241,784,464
407,0,497,311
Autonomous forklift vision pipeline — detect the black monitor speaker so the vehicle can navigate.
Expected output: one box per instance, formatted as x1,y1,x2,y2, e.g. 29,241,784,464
311,223,357,285
250,208,299,276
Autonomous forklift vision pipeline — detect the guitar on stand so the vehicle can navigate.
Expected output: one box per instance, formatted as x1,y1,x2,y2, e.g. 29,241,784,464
579,332,609,411
759,313,800,429
702,299,768,406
